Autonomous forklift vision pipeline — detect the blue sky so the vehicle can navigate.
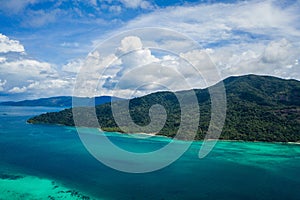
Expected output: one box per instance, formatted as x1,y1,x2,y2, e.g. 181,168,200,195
0,0,299,100
0,0,245,64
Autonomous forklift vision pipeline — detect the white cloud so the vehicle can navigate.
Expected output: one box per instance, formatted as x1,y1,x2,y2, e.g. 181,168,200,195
74,36,163,97
0,34,25,53
109,5,122,13
0,33,75,99
116,36,159,72
81,36,212,98
85,0,300,98
123,1,300,43
179,49,221,85
0,59,56,78
27,79,70,90
206,38,300,80
22,9,62,27
108,0,300,81
62,59,83,73
20,78,75,98
119,0,153,9
117,36,143,53
261,39,292,64
87,1,300,97
8,86,27,94
73,50,122,97
0,57,73,96
2,1,300,100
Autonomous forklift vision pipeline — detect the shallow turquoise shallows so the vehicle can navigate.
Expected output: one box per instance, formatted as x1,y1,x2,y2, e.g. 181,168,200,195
0,106,299,200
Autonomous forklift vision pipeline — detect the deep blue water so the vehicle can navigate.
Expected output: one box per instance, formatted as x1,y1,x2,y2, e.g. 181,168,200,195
0,106,300,199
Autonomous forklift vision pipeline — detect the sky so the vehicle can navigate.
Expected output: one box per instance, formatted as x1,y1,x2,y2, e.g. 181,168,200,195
0,0,299,101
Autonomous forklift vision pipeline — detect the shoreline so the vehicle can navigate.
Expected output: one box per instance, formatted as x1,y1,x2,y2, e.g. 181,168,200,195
96,128,300,145
28,121,300,145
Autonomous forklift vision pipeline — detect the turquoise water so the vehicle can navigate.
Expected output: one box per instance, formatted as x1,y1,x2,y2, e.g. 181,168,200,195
0,106,299,199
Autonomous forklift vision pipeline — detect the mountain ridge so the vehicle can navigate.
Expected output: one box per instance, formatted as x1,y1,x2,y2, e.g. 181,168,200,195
0,96,124,107
27,74,300,142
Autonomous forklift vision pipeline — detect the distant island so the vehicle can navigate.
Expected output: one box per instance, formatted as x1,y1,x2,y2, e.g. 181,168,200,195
0,96,123,107
28,74,300,142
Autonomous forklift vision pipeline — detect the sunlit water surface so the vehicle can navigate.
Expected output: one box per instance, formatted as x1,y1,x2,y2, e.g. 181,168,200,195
0,106,299,199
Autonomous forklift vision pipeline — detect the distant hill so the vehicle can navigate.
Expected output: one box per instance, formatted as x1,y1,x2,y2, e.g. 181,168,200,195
28,74,300,142
0,96,123,107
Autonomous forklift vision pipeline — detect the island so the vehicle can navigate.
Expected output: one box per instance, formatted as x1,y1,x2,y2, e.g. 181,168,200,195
28,74,300,142
0,96,123,107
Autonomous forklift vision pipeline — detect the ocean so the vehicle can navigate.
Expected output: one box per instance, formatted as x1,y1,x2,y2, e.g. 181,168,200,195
0,106,299,199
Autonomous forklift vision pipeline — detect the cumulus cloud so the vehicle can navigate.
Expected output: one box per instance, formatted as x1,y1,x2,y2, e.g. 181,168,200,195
0,34,25,53
261,39,292,64
79,35,213,98
62,59,83,73
109,0,300,81
0,34,56,96
0,55,72,96
179,49,221,85
85,0,300,97
116,36,159,73
0,33,73,99
73,49,121,97
117,36,143,53
84,27,300,98
27,79,70,90
1,0,300,100
102,36,162,95
0,59,56,77
205,38,300,80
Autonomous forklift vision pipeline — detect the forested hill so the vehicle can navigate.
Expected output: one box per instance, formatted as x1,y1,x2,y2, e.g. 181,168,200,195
28,75,300,142
1,96,123,107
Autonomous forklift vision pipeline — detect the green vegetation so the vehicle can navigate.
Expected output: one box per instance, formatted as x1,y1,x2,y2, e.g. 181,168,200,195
28,75,300,142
